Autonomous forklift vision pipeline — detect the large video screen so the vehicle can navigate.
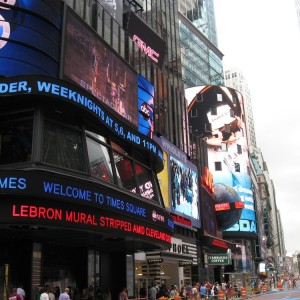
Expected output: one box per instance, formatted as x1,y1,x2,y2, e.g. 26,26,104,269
63,8,138,127
155,136,200,228
138,75,154,138
187,86,257,235
0,0,62,76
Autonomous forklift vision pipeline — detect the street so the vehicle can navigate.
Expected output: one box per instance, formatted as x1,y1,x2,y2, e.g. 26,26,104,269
240,288,300,299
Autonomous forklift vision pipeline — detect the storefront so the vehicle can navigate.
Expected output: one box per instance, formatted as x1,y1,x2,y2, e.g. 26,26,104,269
134,236,198,296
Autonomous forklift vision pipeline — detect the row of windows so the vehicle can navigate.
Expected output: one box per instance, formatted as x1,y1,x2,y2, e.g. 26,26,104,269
0,109,161,203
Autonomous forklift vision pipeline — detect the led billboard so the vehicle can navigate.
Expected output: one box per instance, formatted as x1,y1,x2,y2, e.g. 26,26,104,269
155,136,200,228
0,0,62,76
187,86,257,235
138,75,154,138
63,8,138,127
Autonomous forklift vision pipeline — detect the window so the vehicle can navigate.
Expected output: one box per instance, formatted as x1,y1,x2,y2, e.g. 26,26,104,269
86,136,114,184
221,142,227,151
42,121,86,171
191,108,198,117
215,161,222,171
211,107,217,115
205,123,212,132
0,111,33,164
196,93,203,102
224,124,230,133
230,109,235,118
237,144,242,154
235,163,240,172
113,151,136,191
217,94,222,102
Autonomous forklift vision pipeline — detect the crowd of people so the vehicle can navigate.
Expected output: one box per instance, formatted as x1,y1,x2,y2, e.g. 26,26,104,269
146,281,242,300
9,284,112,300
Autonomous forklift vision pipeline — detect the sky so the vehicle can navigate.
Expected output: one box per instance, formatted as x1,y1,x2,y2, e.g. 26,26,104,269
214,0,300,256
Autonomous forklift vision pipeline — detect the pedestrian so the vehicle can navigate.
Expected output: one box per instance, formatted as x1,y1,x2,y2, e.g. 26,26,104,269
191,284,198,300
48,287,55,300
148,284,157,300
58,288,71,300
9,288,21,300
199,283,206,299
118,287,128,300
102,288,111,300
17,284,26,300
40,286,50,300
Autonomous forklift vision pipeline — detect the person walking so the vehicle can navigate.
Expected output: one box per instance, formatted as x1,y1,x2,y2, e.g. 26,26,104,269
17,284,26,300
40,286,50,300
148,284,157,300
58,288,71,300
9,288,21,300
118,288,128,300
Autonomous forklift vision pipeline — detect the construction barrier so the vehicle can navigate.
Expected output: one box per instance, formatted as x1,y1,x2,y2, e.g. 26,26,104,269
218,290,224,300
261,285,267,293
277,282,283,291
241,287,247,298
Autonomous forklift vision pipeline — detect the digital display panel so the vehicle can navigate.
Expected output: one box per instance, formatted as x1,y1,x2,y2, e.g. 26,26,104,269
125,12,167,69
63,8,138,127
187,85,257,235
0,169,174,235
1,199,172,246
0,75,164,170
138,74,154,138
0,0,62,76
155,136,200,228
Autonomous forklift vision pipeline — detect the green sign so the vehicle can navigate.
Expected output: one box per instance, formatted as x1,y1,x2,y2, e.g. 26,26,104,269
207,254,231,265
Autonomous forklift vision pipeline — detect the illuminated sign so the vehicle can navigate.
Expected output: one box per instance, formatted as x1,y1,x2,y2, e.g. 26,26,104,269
148,258,163,264
126,12,166,69
179,261,192,267
138,75,154,138
2,200,172,245
215,202,244,211
133,35,159,63
171,214,192,227
0,76,164,169
215,203,230,211
0,170,174,234
0,0,62,76
212,239,229,249
207,254,231,265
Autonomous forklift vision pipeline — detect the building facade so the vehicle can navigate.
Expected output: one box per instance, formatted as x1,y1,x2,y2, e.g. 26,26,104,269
0,1,178,299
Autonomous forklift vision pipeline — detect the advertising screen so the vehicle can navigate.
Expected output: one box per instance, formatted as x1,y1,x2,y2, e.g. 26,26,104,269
155,136,200,228
138,75,154,138
0,0,62,76
187,85,257,235
63,8,138,127
0,169,174,238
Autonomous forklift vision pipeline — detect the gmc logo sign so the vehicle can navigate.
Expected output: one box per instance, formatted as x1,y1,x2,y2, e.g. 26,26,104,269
133,34,160,63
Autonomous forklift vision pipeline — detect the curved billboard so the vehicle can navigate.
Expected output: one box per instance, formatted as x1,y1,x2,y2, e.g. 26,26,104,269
187,85,257,236
0,0,62,76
